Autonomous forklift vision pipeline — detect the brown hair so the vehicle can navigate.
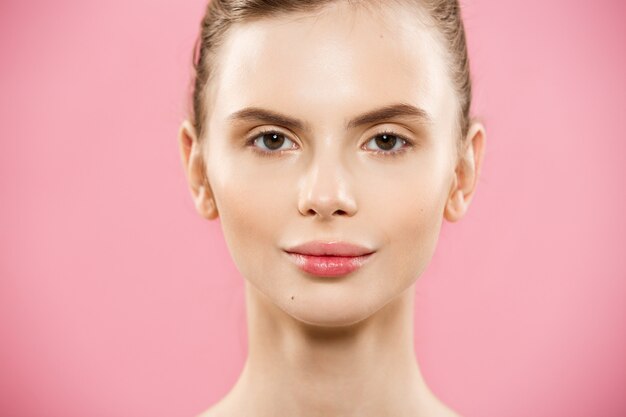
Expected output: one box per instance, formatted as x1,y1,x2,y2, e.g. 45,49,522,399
188,0,472,158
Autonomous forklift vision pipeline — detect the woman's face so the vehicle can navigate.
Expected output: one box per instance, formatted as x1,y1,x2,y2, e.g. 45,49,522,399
197,2,461,327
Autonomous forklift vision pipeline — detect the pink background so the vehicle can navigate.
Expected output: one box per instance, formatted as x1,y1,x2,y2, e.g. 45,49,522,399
1,0,625,416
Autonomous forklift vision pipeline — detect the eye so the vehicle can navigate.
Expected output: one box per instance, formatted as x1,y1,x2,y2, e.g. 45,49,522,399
363,131,413,156
247,130,297,155
246,129,414,157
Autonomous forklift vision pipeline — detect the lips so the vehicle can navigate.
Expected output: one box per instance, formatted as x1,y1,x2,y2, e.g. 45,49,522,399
283,241,376,277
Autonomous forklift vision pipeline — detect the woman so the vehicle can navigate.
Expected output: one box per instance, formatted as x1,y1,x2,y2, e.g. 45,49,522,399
178,0,486,416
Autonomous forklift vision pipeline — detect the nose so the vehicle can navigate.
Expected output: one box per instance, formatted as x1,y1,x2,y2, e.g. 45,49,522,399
297,152,357,220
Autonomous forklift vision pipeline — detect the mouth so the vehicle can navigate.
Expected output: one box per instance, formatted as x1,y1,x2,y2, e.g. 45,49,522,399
284,252,375,277
283,240,376,277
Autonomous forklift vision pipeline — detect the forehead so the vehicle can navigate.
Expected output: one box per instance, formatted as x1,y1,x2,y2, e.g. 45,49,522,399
206,1,456,130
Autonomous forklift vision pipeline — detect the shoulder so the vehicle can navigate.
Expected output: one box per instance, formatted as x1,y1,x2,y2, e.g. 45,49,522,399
195,407,220,417
440,406,464,417
195,397,237,417
418,404,463,417
195,401,225,417
419,395,464,417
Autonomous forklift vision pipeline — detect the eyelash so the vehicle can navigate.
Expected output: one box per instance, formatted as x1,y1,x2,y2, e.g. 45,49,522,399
245,129,415,158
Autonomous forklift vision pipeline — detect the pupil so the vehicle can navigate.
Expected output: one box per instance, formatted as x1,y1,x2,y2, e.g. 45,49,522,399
375,134,397,151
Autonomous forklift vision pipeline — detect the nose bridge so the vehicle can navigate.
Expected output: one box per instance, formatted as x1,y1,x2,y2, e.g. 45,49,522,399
297,138,357,219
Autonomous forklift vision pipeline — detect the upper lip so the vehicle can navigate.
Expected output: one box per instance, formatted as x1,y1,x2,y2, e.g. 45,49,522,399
284,240,375,256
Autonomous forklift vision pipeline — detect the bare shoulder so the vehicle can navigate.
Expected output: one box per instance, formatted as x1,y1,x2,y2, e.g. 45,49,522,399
195,407,222,417
440,405,464,417
419,403,464,417
424,395,465,417
194,407,216,417
194,381,247,417
194,399,230,417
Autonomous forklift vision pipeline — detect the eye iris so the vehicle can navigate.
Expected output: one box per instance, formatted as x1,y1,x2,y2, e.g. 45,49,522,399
375,134,397,151
262,133,285,150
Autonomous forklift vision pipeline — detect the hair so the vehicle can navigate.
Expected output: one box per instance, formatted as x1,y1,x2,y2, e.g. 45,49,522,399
188,0,473,161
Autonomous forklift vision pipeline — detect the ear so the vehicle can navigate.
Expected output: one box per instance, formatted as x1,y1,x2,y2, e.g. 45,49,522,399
178,120,219,220
444,119,486,222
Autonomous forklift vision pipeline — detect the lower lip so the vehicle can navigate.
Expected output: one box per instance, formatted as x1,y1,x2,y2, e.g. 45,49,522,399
284,252,374,277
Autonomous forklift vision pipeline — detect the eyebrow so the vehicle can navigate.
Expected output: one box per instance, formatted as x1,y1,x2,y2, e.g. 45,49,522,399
226,102,433,131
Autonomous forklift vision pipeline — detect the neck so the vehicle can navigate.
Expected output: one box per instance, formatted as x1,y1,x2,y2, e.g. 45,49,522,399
220,281,433,417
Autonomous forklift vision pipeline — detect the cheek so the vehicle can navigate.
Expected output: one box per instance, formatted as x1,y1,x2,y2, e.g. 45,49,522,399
370,163,449,275
207,155,291,277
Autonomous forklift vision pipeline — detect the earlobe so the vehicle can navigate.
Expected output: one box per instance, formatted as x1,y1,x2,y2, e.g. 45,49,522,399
195,185,219,220
443,120,486,223
178,119,219,220
444,189,465,222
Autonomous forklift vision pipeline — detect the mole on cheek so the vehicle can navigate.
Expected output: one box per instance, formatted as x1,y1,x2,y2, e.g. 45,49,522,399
291,295,295,300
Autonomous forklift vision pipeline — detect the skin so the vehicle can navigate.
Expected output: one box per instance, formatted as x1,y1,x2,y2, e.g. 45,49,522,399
179,2,485,416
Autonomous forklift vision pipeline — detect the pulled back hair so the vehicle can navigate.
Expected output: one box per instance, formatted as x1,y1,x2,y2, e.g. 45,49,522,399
188,0,472,159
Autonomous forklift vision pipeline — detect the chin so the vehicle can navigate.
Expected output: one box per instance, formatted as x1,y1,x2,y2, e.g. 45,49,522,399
289,310,373,329
280,293,389,329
